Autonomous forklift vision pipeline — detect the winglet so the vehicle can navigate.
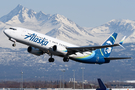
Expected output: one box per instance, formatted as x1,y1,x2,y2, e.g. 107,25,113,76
119,36,126,45
119,36,126,49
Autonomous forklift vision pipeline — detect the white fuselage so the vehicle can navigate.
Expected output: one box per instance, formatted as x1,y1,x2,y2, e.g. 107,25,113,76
3,27,92,60
3,27,129,64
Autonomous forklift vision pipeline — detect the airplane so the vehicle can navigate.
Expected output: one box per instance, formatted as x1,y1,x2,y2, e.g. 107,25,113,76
96,78,110,90
3,27,131,64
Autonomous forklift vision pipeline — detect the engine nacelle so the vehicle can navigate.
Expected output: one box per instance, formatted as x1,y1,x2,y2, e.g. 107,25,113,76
52,45,67,54
27,46,43,56
52,45,57,51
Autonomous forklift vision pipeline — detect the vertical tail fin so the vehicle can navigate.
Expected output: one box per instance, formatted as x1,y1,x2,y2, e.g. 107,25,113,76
97,78,107,89
96,33,117,57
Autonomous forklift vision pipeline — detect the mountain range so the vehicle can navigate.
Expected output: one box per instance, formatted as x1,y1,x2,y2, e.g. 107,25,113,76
0,4,134,81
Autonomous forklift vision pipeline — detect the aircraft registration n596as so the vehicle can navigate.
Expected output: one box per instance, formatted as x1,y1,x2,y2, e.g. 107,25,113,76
3,27,131,64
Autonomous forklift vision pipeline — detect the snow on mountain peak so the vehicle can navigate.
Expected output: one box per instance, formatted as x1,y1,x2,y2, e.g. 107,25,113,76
0,5,97,46
90,19,135,35
49,14,74,26
0,4,38,24
107,19,135,27
105,19,135,35
0,4,27,23
86,19,135,44
16,4,25,10
37,11,47,16
1,4,135,47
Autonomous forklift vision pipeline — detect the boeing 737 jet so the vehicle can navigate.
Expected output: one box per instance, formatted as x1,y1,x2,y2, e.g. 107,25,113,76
3,27,131,64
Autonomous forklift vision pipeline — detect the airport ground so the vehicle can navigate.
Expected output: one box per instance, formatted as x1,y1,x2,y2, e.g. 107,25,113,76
0,88,135,90
0,81,134,89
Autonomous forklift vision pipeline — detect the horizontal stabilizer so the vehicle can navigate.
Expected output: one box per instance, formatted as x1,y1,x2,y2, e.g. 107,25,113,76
104,57,131,60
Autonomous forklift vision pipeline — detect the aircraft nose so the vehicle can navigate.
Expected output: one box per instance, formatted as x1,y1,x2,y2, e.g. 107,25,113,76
3,30,6,34
3,29,8,35
3,29,10,37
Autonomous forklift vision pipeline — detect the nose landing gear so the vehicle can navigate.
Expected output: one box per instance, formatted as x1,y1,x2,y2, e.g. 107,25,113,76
12,43,16,47
9,38,16,47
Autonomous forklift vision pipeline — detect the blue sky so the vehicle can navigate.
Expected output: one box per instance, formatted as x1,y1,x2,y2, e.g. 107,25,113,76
0,0,135,27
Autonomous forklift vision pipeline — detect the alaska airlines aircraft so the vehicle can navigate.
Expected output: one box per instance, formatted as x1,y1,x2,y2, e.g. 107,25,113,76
3,27,131,64
96,78,109,90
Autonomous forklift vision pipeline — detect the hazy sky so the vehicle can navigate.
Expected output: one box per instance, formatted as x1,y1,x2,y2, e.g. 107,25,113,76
0,0,135,27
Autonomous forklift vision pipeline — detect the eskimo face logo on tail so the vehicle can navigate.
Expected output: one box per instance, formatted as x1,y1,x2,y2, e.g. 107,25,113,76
24,33,49,46
104,41,112,54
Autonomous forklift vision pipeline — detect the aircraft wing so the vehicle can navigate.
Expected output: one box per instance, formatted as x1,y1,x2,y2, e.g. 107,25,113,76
66,36,126,55
66,44,119,54
104,57,131,60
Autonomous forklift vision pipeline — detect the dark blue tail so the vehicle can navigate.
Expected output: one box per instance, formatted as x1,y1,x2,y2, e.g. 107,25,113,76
96,33,117,57
97,78,107,89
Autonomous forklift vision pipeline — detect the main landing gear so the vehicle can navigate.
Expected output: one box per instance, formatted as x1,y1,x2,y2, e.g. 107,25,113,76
63,57,69,62
48,54,54,62
48,54,69,62
9,38,16,47
48,58,54,62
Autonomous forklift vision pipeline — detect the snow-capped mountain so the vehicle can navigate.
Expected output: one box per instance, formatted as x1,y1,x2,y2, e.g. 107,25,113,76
0,4,96,47
87,19,135,43
89,19,135,34
0,4,135,81
1,4,135,47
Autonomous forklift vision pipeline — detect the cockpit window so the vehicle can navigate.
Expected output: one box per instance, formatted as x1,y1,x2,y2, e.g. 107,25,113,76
9,28,17,30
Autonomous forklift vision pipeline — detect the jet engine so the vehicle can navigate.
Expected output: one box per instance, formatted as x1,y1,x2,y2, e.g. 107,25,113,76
27,46,43,56
52,45,57,51
52,45,67,54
